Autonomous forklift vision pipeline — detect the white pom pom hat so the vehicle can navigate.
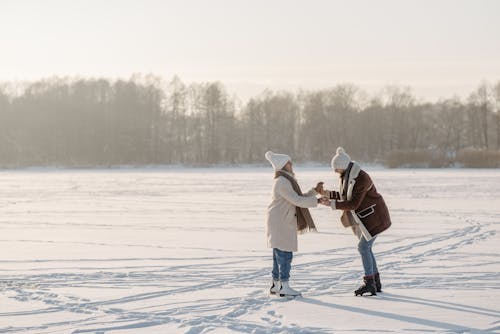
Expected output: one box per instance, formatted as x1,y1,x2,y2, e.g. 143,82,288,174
265,151,291,171
331,147,351,170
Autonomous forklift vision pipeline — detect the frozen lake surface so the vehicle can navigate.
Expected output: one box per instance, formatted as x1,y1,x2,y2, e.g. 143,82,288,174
0,167,499,333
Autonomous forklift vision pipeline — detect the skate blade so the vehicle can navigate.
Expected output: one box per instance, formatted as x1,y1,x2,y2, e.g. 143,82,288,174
355,292,377,296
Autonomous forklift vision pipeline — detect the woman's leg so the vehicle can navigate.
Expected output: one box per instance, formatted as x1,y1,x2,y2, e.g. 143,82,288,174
370,241,381,291
281,251,293,282
275,248,293,282
371,249,379,275
357,236,377,276
274,249,300,296
272,248,279,281
355,236,378,296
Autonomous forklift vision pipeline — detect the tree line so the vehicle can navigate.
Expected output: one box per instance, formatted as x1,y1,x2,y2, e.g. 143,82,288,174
0,75,499,168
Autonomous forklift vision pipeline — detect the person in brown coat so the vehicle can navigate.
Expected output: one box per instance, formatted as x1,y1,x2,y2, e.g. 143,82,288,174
319,147,391,296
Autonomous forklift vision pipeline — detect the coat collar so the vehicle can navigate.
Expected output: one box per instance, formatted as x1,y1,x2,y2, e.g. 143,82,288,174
339,162,361,200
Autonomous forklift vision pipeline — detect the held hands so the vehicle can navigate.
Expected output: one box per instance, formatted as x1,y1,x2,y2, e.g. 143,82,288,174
314,182,331,206
318,197,331,206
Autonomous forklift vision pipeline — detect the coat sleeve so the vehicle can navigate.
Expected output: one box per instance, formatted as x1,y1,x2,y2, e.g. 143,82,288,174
334,173,371,211
276,177,318,208
303,188,318,197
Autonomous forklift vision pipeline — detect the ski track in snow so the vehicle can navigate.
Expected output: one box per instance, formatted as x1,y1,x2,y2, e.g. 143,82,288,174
0,168,499,333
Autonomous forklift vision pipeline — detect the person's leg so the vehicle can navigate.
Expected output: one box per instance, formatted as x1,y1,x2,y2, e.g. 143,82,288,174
270,248,281,294
358,236,376,276
275,248,292,282
369,239,382,292
275,249,300,296
355,236,377,296
371,252,379,275
282,251,293,281
369,237,378,275
272,248,280,281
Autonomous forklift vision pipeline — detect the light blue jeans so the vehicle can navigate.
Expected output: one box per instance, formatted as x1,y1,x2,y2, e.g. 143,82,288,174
358,235,379,276
272,248,293,282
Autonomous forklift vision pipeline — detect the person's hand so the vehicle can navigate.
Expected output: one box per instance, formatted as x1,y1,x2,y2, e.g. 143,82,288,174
318,197,331,206
315,182,325,195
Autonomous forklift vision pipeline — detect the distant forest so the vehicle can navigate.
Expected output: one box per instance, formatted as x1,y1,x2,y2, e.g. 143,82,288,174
1,75,500,168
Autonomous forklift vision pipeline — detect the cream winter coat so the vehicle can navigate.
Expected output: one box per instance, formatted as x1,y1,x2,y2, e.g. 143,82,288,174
266,172,318,252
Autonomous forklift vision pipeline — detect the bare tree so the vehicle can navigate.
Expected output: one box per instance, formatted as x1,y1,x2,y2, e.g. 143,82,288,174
493,81,500,150
0,77,499,168
468,82,491,149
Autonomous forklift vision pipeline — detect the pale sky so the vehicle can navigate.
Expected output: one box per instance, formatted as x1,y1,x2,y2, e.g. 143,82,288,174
1,0,499,102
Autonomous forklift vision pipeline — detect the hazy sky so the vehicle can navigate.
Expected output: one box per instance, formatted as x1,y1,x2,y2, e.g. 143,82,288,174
1,0,499,101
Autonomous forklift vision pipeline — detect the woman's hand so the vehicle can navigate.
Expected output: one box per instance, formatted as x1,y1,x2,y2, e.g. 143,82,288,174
315,182,325,195
318,197,331,206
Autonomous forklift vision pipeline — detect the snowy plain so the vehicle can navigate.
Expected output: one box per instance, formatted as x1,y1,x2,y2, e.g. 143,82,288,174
0,166,499,334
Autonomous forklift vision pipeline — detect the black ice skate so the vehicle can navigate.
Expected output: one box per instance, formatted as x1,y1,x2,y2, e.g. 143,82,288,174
354,276,377,296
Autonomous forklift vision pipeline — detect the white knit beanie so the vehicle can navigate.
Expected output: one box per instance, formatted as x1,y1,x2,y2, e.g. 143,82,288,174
265,151,291,171
331,147,351,170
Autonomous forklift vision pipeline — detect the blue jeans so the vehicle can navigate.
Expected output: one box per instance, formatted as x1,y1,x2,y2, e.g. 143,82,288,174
358,235,378,276
272,248,293,282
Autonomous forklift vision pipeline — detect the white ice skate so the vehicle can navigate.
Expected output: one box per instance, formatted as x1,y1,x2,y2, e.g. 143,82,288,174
279,281,301,297
270,279,281,295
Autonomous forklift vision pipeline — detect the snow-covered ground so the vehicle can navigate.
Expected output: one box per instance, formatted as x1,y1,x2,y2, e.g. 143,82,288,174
0,167,499,334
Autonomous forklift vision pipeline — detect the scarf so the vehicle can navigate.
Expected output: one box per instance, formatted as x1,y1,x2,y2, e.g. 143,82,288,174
275,170,317,234
340,161,354,200
337,162,374,241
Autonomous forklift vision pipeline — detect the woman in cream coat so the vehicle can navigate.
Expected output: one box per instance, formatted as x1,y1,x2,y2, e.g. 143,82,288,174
265,151,324,297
